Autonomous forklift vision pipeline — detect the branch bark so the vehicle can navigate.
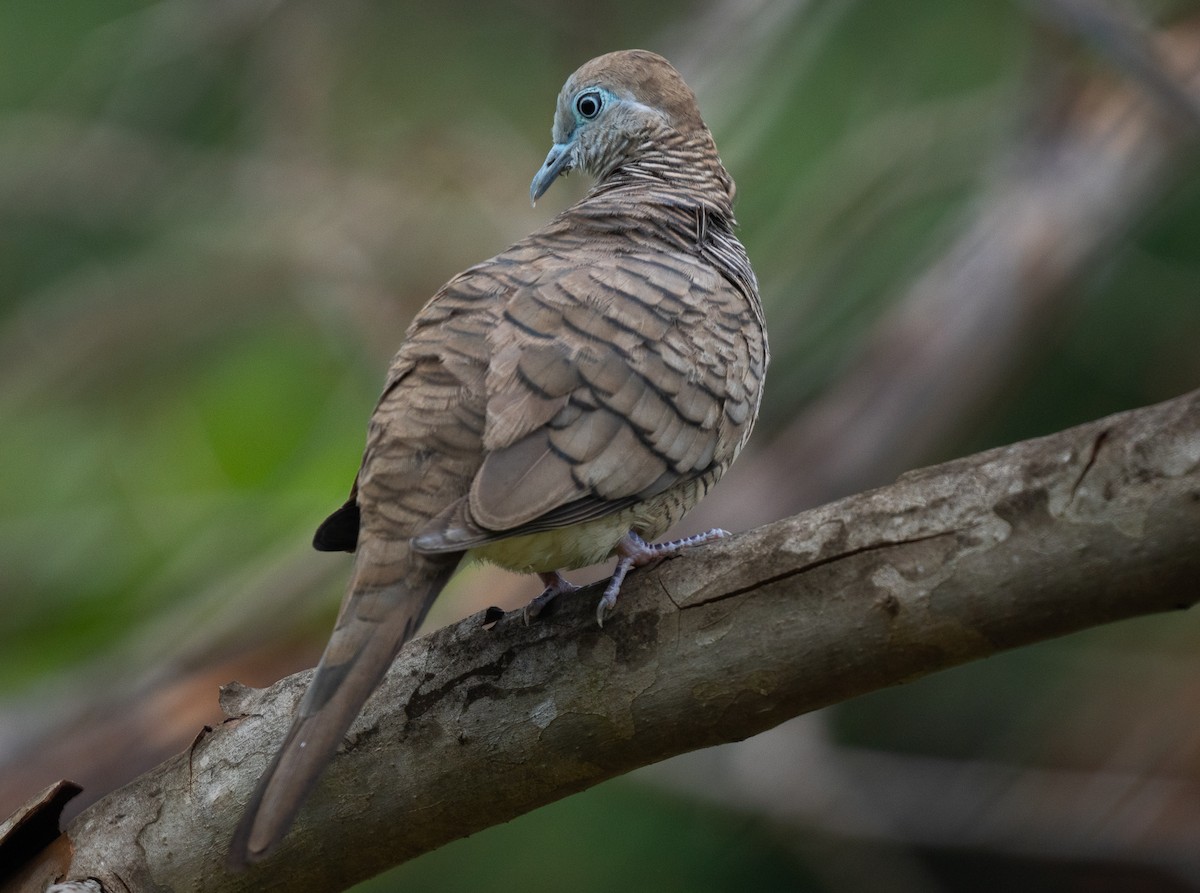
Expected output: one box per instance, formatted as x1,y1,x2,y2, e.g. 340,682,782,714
7,389,1200,892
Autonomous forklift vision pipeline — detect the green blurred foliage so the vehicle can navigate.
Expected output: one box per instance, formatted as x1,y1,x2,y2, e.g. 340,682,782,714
365,780,812,893
966,163,1200,449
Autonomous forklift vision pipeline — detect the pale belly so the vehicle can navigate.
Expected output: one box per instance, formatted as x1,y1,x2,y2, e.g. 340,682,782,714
465,476,711,575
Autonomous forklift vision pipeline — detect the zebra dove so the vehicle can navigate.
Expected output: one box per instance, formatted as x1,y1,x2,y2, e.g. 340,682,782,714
229,48,768,866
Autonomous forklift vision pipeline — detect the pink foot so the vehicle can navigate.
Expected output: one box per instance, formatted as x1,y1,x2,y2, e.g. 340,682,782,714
596,528,729,626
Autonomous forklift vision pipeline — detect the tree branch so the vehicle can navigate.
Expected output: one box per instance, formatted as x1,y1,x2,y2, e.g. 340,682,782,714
7,389,1200,892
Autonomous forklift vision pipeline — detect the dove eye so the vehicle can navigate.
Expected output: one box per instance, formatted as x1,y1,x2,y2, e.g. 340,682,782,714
575,90,603,120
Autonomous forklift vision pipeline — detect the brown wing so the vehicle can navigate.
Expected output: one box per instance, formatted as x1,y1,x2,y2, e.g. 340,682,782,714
412,245,760,553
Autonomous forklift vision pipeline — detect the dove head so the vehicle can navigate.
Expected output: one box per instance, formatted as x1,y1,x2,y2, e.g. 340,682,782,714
530,50,713,205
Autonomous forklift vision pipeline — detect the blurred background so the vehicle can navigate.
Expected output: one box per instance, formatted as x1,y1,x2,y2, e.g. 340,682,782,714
2,0,1200,890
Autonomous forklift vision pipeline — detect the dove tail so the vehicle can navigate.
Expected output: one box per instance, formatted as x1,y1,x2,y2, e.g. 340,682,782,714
228,542,454,867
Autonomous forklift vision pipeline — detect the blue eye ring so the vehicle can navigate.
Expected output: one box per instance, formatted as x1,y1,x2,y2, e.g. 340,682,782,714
575,90,603,120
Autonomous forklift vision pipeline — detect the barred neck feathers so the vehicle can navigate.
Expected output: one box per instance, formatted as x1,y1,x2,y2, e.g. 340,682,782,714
566,127,753,306
586,125,737,222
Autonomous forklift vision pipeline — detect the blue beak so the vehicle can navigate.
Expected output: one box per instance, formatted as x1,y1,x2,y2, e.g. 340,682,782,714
530,141,573,205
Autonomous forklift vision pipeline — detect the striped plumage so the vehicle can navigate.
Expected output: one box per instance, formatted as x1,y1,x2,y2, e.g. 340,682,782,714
229,49,767,867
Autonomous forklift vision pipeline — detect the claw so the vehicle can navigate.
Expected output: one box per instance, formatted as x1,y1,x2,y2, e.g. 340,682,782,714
523,571,580,625
596,596,615,627
595,558,632,627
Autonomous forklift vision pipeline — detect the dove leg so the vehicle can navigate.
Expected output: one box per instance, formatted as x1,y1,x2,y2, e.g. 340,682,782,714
596,528,730,625
523,571,582,624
